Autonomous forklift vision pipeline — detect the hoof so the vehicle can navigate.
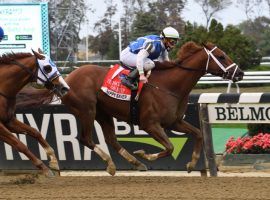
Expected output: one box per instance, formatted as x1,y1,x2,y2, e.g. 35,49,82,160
136,163,148,171
51,169,60,176
106,163,116,176
44,169,55,178
49,161,60,171
133,149,145,157
186,162,194,173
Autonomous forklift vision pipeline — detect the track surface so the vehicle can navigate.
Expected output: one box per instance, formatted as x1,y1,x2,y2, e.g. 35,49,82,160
0,171,270,200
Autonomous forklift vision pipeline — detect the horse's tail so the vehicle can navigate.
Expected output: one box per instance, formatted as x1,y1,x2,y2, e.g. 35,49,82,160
16,87,55,108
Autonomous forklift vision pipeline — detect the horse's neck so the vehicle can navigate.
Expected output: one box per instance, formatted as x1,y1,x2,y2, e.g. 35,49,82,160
0,58,34,97
153,66,204,98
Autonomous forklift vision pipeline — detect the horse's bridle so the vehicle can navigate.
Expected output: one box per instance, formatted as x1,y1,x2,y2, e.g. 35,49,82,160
146,45,239,99
0,60,37,100
11,58,59,87
204,46,239,80
176,46,239,79
0,56,57,100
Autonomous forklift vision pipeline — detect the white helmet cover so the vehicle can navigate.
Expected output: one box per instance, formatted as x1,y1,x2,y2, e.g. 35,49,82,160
161,27,180,39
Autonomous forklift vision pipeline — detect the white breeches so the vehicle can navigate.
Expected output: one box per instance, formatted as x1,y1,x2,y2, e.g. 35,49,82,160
120,47,155,71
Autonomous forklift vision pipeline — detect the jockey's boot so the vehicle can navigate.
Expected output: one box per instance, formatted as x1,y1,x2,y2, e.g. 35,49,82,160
121,69,139,90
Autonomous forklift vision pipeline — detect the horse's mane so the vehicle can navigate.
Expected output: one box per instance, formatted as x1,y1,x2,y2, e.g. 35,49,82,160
177,41,202,62
154,60,177,70
154,41,203,70
0,52,32,64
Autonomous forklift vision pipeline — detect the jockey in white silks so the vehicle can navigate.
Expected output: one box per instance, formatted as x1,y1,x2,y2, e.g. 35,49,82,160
120,26,180,90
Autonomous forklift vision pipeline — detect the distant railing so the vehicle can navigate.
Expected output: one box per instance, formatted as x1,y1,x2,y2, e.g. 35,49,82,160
260,56,270,66
55,60,119,67
56,63,270,94
56,60,119,74
198,71,270,93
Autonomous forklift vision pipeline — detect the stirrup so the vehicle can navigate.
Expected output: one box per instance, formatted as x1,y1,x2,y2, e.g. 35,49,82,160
122,78,138,90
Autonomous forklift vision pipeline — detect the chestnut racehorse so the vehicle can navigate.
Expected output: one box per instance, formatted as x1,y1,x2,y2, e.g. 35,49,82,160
16,42,244,175
0,49,70,177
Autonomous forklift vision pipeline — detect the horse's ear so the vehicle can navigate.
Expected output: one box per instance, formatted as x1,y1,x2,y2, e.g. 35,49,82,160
201,42,207,48
31,48,45,59
38,48,44,54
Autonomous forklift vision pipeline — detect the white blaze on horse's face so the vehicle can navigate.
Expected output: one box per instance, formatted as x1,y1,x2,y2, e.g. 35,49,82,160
204,46,240,81
37,55,61,85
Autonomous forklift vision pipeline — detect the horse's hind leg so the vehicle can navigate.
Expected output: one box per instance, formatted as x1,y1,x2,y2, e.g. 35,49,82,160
0,122,54,177
172,119,203,173
96,112,147,171
6,117,59,171
134,123,174,161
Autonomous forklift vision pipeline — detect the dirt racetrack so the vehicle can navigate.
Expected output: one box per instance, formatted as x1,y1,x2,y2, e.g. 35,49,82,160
0,172,270,200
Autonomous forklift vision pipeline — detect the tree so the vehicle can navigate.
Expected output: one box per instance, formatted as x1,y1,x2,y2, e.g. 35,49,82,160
237,0,263,20
170,22,209,58
130,0,186,40
170,19,261,70
130,12,160,40
266,0,270,16
48,0,87,61
218,24,260,70
239,16,270,56
120,0,138,48
196,0,232,28
89,0,119,59
148,0,185,32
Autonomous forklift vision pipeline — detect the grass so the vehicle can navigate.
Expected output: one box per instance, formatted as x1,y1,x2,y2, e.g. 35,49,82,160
212,123,247,128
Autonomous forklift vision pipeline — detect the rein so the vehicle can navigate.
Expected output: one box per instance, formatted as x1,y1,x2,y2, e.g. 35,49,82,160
145,82,181,99
0,58,42,100
10,60,37,81
176,62,224,77
0,60,37,100
11,58,55,85
146,45,238,99
176,62,206,72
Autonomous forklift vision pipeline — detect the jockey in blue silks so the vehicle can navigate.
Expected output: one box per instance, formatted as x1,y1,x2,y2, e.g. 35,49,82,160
120,26,180,90
0,26,4,42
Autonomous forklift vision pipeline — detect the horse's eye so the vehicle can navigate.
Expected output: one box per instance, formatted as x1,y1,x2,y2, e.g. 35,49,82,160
43,65,52,73
218,55,225,60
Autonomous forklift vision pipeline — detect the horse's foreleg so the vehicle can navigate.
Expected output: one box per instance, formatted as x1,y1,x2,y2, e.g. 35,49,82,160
172,119,203,173
77,111,116,176
0,122,54,177
134,123,174,161
96,114,147,171
6,118,59,171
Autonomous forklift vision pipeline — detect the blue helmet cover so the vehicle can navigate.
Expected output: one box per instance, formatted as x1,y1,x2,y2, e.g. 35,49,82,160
0,26,4,39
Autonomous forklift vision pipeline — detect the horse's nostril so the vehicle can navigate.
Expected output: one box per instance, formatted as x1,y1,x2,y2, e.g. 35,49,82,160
61,87,70,95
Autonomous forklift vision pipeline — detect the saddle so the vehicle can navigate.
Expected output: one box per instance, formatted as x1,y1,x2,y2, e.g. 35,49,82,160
101,64,144,124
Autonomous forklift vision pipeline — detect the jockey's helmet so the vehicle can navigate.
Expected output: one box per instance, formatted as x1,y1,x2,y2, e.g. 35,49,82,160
0,26,4,41
160,26,180,51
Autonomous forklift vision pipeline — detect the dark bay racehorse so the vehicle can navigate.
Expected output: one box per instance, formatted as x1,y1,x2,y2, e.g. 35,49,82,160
16,42,244,175
0,49,70,177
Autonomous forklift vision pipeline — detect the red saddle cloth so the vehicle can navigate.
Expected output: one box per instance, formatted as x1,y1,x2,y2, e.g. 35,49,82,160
101,64,143,101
